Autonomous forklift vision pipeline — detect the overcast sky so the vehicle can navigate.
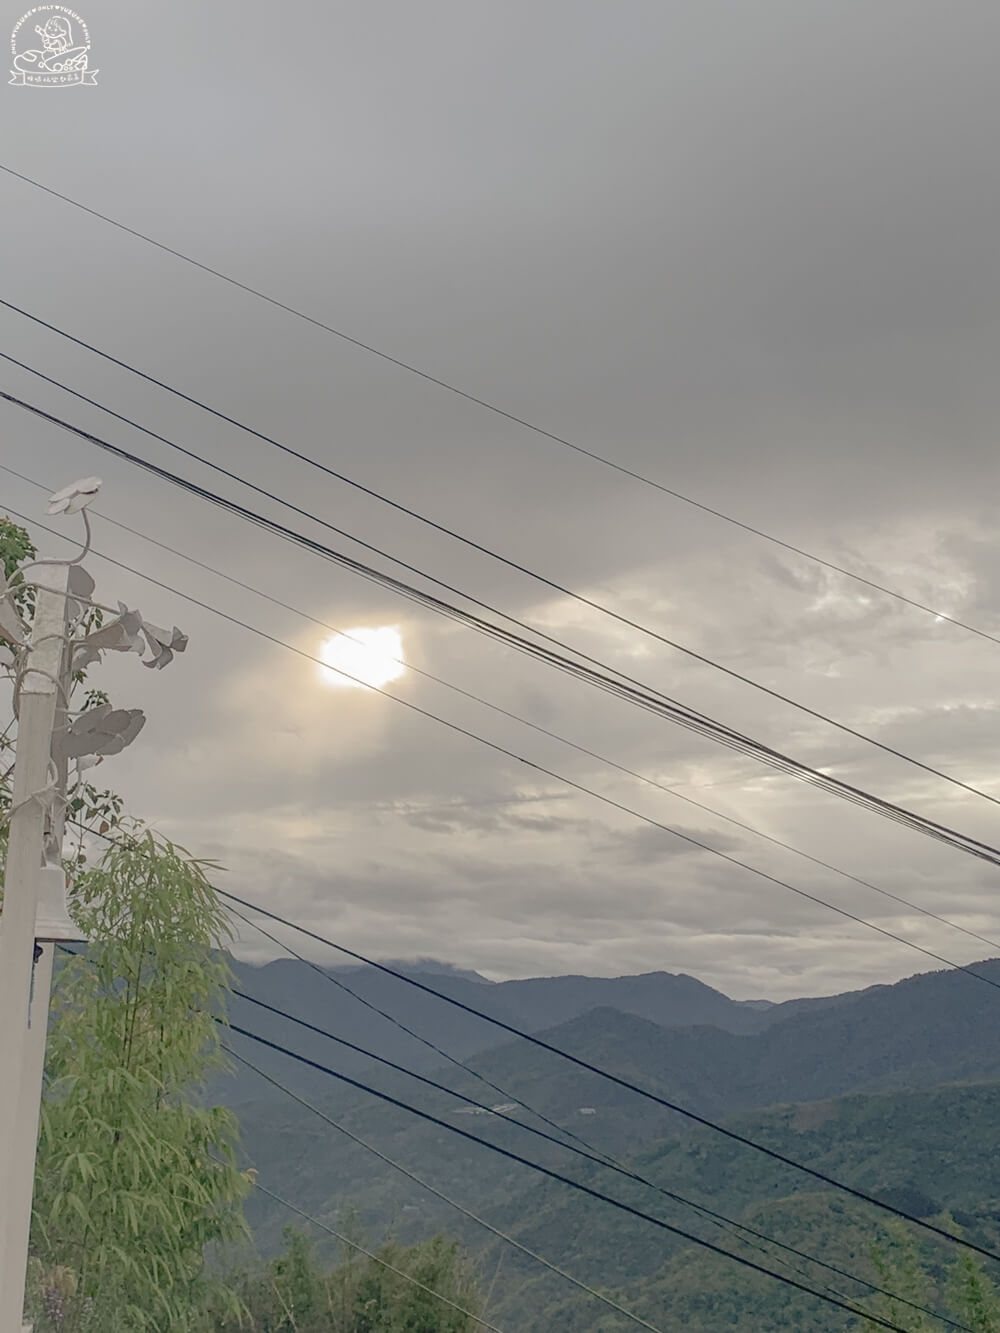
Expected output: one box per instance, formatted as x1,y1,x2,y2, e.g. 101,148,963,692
4,1,1000,1000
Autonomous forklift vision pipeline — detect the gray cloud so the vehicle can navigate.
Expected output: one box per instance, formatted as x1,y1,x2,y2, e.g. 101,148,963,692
4,0,1000,999
597,824,747,866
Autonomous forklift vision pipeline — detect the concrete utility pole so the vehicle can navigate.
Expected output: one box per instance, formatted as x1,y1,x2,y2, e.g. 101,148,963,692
0,567,70,1333
0,478,186,1332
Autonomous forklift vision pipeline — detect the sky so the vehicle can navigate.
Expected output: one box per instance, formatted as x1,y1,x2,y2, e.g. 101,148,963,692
4,1,1000,1000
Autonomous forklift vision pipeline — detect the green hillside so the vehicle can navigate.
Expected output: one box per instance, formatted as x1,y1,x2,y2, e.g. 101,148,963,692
222,959,1000,1329
478,1081,1000,1328
233,1072,1000,1329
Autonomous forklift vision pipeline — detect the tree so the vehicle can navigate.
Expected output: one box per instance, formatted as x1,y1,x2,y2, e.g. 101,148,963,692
26,831,252,1332
947,1251,1000,1333
862,1220,1000,1333
214,1225,484,1332
0,514,251,1331
350,1235,482,1332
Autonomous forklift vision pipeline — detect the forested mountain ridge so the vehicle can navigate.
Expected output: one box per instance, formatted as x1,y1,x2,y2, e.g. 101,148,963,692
220,954,780,1102
219,956,1000,1329
221,954,1000,1117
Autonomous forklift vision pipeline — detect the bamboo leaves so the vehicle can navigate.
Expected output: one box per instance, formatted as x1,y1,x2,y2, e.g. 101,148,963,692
30,831,251,1332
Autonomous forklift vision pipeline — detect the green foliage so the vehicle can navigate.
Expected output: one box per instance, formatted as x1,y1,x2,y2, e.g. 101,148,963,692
206,1225,483,1332
0,517,34,869
26,832,252,1332
0,513,37,615
948,1252,1000,1333
864,1222,938,1332
0,514,36,575
232,1074,1000,1324
860,1221,1000,1333
351,1235,480,1332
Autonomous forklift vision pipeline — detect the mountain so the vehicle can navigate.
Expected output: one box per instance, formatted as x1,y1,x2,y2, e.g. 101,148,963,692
457,956,1000,1120
220,952,1000,1109
234,1075,1000,1329
331,959,492,985
492,1079,1000,1330
228,957,1000,1213
219,954,819,1102
217,955,1000,1328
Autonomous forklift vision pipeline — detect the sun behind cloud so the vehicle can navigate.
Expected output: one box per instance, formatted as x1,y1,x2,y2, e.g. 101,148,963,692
319,627,406,690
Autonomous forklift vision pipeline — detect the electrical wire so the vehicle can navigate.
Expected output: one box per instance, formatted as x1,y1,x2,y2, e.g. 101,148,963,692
226,978,978,1331
0,368,815,747
224,1030,911,1331
6,459,998,962
246,1178,510,1333
213,888,1000,1268
53,937,964,1328
5,163,991,1322
54,855,995,1326
226,923,859,1309
15,501,1000,995
13,439,1000,1292
3,161,997,650
55,931,653,1331
5,302,1000,817
227,1048,671,1333
9,458,1000,959
7,371,999,864
223,902,599,1162
22,508,1000,1000
6,384,1000,876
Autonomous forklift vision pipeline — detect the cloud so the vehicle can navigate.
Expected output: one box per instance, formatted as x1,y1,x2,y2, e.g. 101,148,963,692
5,0,1000,999
598,824,746,866
397,792,588,837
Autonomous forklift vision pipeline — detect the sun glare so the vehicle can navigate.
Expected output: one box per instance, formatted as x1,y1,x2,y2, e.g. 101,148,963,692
319,627,406,690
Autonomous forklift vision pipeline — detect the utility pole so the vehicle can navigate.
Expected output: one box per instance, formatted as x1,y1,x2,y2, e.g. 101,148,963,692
0,478,185,1331
2,568,79,1332
0,568,70,1333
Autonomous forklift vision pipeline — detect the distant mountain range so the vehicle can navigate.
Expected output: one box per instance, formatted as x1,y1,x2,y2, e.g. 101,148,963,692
216,953,1000,1330
330,958,492,985
221,953,785,1100
220,952,1000,1104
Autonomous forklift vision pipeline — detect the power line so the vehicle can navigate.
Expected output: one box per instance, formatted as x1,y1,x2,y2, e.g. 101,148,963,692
7,384,1000,876
224,1027,911,1331
0,368,809,748
224,901,599,1160
7,461,996,971
227,1048,671,1333
56,932,965,1328
247,1178,509,1333
20,507,1000,999
57,835,997,1326
227,922,864,1312
61,834,1000,1300
57,931,644,1329
62,815,1000,1271
5,301,1000,817
59,916,660,1329
3,161,997,650
214,888,1000,1268
7,369,999,864
226,979,977,1331
13,495,1000,992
